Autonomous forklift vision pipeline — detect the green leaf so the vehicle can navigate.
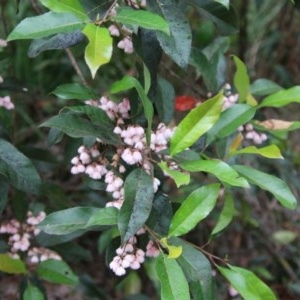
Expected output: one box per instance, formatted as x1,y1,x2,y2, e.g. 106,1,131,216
230,145,283,159
146,192,173,236
259,86,300,107
232,55,250,103
168,184,220,237
82,24,113,78
0,176,9,215
23,283,44,300
110,76,153,144
36,259,79,285
62,105,114,128
214,0,230,9
155,253,190,300
0,254,27,274
38,207,118,235
158,162,190,187
171,238,214,300
39,0,88,21
0,138,41,194
170,92,223,156
250,79,283,96
118,169,154,244
233,165,297,209
217,265,277,300
189,0,238,35
180,159,249,188
272,230,297,245
7,12,85,41
206,104,256,144
143,63,151,94
51,83,96,100
112,7,169,34
155,76,175,124
211,192,234,236
155,0,192,68
160,237,182,259
28,30,84,57
40,113,120,145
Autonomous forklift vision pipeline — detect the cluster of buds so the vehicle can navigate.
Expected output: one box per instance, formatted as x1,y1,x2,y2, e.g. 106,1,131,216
0,39,14,110
107,1,148,54
0,211,61,264
109,229,159,276
238,123,268,145
222,83,238,111
71,96,175,209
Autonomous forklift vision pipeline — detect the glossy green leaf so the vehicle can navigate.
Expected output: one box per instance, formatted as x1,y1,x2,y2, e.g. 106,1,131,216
110,76,153,144
189,0,238,35
169,184,220,237
62,105,113,127
259,86,300,107
82,24,112,78
232,55,250,103
250,78,283,96
155,76,175,124
0,254,27,274
155,0,192,68
214,0,230,9
0,138,41,195
7,12,85,41
23,283,44,300
146,192,173,236
180,159,249,188
38,207,118,235
158,162,190,187
118,169,154,244
170,93,223,156
206,104,256,144
36,259,79,285
155,253,190,300
171,238,214,300
217,265,276,300
112,7,169,34
39,0,88,21
160,237,182,259
143,63,151,94
233,165,297,209
40,113,120,145
211,192,234,236
230,144,283,159
51,83,96,100
0,176,9,215
28,30,84,57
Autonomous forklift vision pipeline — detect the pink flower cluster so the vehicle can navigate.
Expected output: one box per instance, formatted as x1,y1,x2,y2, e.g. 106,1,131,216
0,39,14,110
71,96,175,209
222,83,238,111
109,230,159,276
0,211,61,263
238,123,268,145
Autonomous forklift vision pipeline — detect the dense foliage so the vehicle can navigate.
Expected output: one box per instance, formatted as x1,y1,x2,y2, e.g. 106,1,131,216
1,0,300,299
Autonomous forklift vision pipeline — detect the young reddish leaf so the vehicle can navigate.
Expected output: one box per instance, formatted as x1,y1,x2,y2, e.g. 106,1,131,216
82,24,112,78
155,253,190,300
175,95,198,111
